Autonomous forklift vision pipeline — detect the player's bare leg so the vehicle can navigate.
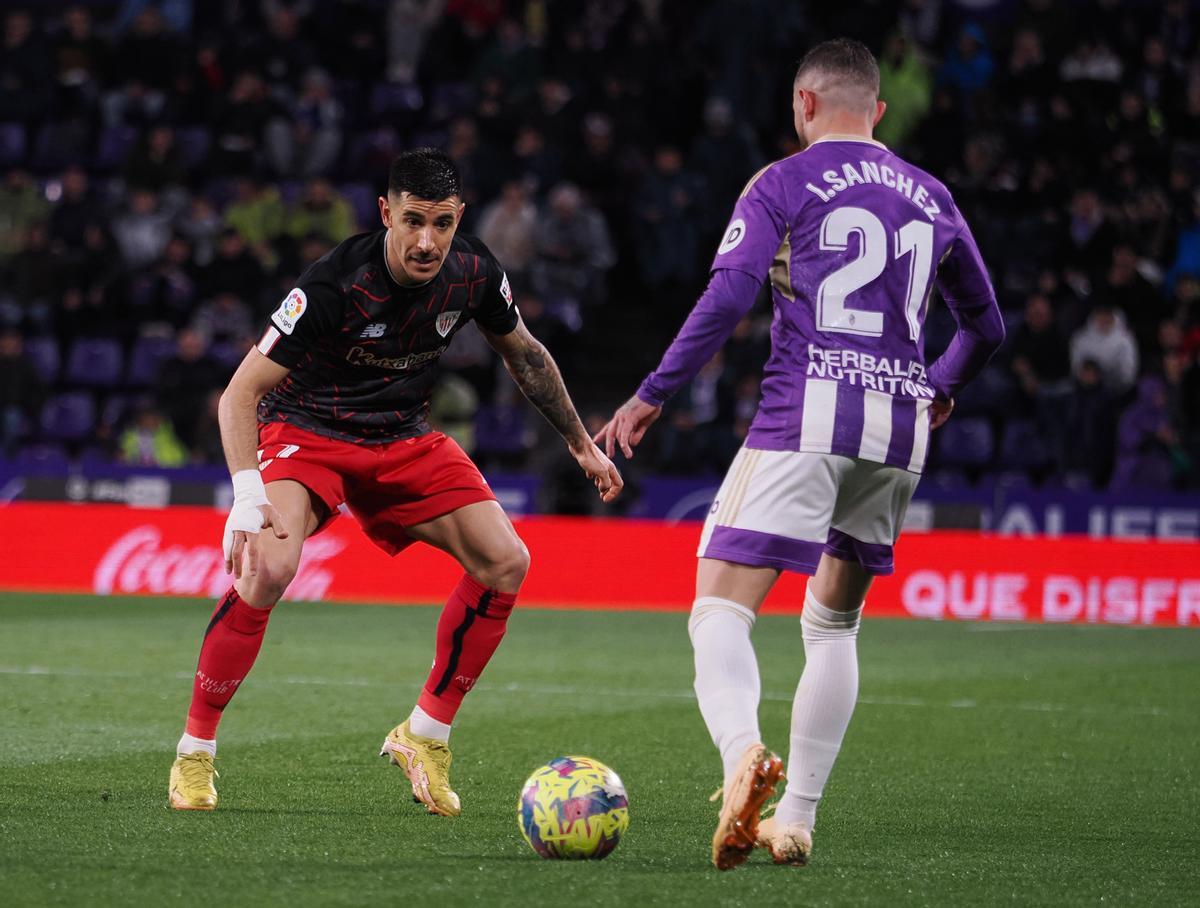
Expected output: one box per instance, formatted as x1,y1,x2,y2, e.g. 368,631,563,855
169,481,317,810
379,500,528,816
692,557,785,869
759,553,871,865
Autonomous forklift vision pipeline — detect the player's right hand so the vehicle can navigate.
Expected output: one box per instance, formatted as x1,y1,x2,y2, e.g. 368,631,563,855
594,395,662,459
929,397,955,431
222,470,290,578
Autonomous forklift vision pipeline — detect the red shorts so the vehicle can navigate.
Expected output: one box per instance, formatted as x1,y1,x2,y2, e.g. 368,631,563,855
257,422,496,555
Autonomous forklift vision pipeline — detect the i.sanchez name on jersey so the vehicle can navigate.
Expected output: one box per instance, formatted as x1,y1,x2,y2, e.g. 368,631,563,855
255,230,518,443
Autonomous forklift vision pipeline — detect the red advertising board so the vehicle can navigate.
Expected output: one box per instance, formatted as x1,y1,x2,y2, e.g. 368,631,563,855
2,503,1198,626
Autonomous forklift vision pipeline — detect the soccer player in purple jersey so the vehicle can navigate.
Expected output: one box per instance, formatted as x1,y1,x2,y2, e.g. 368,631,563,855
596,39,1004,870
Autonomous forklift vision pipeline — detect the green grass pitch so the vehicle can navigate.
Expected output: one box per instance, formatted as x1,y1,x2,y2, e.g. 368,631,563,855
1,593,1198,906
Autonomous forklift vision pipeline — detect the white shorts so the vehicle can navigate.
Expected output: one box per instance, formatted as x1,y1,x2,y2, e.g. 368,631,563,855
697,447,920,576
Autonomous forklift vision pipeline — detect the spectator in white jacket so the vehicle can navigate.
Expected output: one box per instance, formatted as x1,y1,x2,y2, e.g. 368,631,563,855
1070,304,1139,393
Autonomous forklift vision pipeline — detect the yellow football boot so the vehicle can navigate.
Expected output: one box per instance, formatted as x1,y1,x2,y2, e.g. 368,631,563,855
379,720,461,817
710,743,784,870
757,815,813,865
169,752,218,810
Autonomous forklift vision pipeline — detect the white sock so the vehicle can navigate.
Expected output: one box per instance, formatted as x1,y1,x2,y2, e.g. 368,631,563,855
688,596,762,782
776,586,862,832
408,704,451,743
177,732,216,757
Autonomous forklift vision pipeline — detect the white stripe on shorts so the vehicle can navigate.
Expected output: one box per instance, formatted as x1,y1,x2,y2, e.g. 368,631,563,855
798,379,837,454
859,389,893,461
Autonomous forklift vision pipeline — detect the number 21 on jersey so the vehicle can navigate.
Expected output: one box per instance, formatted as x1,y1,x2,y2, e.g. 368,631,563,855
816,205,934,342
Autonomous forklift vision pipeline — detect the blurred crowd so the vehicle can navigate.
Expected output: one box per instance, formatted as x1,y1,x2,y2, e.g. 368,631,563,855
1,0,1199,496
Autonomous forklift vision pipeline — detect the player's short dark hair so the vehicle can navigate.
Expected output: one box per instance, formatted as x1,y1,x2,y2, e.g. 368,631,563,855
388,148,462,201
794,38,880,97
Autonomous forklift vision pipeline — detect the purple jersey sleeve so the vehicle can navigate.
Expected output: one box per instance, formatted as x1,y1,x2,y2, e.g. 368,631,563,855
927,212,1004,398
708,165,789,279
636,269,762,406
935,214,994,309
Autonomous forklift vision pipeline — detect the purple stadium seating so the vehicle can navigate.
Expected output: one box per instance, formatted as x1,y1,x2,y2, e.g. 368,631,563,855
475,406,530,455
933,417,995,468
32,121,86,172
93,125,139,171
339,182,377,230
208,340,248,371
175,127,212,169
14,443,70,470
65,338,124,388
345,126,403,174
997,419,1054,471
369,83,424,116
126,335,177,386
40,392,96,442
23,336,60,384
429,83,475,120
955,366,1016,416
0,122,26,167
923,469,971,492
99,394,133,431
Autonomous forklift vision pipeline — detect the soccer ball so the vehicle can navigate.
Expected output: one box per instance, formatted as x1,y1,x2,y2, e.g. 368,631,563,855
517,755,630,860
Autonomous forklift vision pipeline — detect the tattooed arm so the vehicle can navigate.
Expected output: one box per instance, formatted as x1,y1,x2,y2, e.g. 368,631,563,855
480,316,623,503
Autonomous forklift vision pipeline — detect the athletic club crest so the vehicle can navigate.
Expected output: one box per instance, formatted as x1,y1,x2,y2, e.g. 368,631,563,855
435,310,462,337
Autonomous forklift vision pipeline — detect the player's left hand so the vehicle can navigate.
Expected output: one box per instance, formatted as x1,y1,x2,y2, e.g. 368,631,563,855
570,441,624,503
929,397,955,431
594,395,662,459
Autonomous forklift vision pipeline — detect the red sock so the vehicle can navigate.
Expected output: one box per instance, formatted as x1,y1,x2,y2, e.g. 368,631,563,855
417,574,516,724
185,588,274,739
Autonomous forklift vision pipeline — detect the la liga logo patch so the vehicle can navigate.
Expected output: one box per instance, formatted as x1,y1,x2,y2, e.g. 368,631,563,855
272,288,308,335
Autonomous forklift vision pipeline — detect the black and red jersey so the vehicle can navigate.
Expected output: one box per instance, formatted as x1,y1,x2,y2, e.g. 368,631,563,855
256,230,518,443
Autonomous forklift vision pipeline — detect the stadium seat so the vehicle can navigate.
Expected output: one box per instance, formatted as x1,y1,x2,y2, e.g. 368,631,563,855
13,443,70,471
923,469,971,491
175,127,212,169
339,182,378,230
933,417,994,468
126,335,178,386
997,419,1054,471
64,338,124,388
369,82,424,116
345,126,403,174
23,336,60,384
474,406,530,455
0,122,26,167
78,447,116,469
99,394,133,432
955,366,1015,416
93,125,139,171
278,180,304,205
31,121,86,172
993,469,1034,491
429,83,475,120
40,392,96,442
208,340,248,371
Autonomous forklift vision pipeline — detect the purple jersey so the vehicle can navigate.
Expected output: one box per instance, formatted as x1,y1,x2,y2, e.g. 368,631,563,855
647,135,996,473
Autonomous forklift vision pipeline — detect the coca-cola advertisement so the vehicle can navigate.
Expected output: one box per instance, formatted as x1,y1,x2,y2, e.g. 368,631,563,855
2,503,1198,626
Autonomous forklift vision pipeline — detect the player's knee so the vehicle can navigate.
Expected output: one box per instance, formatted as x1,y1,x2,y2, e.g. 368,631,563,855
241,549,301,605
477,537,530,592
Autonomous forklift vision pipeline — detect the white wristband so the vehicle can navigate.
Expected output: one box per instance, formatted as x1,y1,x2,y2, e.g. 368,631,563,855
231,469,268,503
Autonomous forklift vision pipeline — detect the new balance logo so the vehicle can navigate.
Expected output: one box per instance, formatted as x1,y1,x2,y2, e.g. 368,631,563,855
360,323,387,338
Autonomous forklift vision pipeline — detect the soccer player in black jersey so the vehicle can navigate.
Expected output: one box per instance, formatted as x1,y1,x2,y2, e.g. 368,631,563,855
169,149,623,816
